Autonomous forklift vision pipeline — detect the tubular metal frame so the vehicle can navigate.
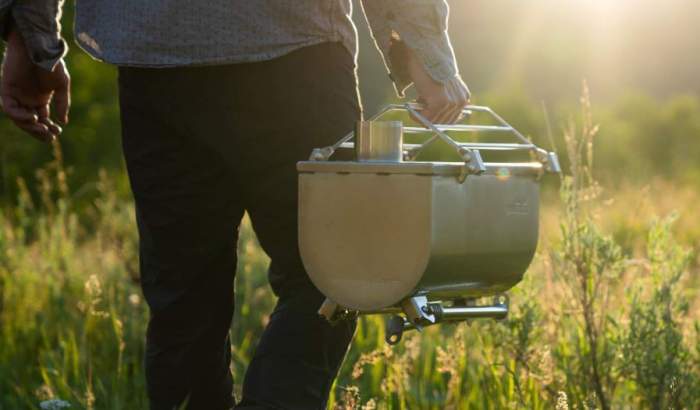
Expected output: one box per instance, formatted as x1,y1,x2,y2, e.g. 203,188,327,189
320,295,510,345
309,103,561,175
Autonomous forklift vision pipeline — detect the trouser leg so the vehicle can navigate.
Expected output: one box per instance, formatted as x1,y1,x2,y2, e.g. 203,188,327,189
231,42,362,410
120,41,362,410
119,66,244,410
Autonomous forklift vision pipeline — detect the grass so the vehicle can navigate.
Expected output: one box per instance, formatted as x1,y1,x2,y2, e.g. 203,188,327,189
1,94,699,409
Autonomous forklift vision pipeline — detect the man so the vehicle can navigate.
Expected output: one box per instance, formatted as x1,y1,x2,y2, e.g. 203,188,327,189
0,1,469,409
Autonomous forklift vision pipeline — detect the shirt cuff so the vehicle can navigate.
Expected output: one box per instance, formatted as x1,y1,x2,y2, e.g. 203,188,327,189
11,2,67,71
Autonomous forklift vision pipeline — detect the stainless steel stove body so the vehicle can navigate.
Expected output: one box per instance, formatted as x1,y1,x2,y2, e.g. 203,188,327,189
297,104,560,343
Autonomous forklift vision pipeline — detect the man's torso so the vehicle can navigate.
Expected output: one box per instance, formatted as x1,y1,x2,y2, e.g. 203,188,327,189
75,0,357,67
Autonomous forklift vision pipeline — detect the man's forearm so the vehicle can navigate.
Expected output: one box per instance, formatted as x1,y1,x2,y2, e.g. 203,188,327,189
360,0,459,96
2,0,66,71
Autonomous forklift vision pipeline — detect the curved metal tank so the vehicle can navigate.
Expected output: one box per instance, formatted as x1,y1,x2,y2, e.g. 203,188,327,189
297,161,541,311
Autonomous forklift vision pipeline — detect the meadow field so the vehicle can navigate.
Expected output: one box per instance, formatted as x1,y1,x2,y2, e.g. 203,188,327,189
0,92,699,409
2,1,700,408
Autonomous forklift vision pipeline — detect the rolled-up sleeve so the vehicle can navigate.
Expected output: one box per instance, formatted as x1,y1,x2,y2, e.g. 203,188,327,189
361,0,458,97
2,0,67,71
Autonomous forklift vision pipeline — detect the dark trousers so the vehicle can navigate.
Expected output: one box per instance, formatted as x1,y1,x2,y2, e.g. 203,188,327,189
117,42,360,410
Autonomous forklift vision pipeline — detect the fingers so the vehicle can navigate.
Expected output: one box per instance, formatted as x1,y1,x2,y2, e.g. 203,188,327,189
444,77,470,124
1,53,70,142
420,94,466,125
434,89,460,124
39,116,62,137
1,95,37,122
1,96,56,142
415,97,454,126
419,97,444,124
434,101,455,125
15,118,54,142
415,76,471,126
53,76,71,125
37,104,63,136
444,89,461,124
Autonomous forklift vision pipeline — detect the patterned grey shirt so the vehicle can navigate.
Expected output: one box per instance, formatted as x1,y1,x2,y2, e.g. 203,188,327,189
0,0,458,94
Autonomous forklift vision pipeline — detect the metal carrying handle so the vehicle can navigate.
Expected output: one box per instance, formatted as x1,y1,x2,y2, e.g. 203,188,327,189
309,103,561,175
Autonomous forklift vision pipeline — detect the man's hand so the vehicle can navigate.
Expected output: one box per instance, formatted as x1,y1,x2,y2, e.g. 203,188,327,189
405,46,469,125
1,29,70,142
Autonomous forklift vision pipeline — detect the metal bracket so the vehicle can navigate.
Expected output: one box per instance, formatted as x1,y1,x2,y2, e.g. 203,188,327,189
383,294,510,345
400,295,436,329
318,298,339,320
309,147,335,161
534,148,562,174
317,298,358,325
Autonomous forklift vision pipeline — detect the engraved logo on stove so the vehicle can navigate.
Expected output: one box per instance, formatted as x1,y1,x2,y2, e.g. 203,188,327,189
506,197,530,215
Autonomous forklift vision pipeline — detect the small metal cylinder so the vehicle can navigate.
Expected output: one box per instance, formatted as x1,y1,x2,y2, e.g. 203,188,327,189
355,120,403,162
